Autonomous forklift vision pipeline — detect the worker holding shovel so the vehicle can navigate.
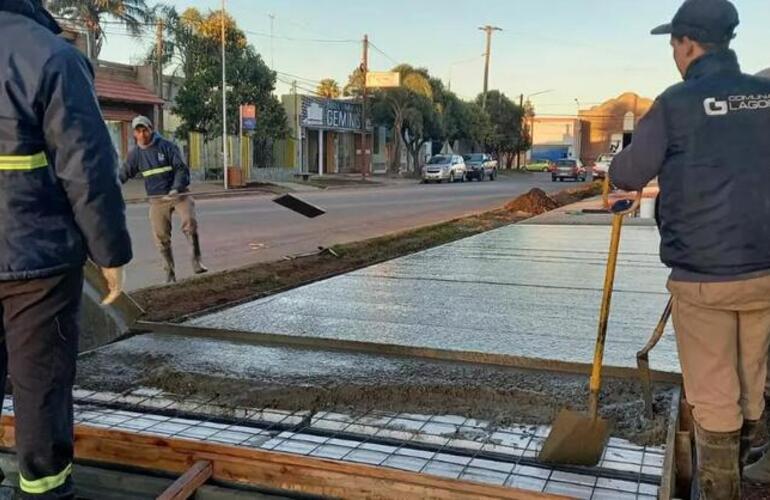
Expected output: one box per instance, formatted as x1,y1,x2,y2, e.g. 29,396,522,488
120,116,208,284
610,1,770,498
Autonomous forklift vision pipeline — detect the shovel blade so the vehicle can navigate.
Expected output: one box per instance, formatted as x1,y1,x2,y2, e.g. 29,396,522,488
539,409,610,466
272,194,325,218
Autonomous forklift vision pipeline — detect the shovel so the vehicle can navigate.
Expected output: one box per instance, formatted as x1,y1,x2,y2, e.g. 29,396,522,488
539,193,641,467
82,260,144,336
636,296,673,420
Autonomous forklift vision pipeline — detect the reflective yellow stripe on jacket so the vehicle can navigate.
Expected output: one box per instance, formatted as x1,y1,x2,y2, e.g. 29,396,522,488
142,166,173,177
0,152,48,171
20,463,72,494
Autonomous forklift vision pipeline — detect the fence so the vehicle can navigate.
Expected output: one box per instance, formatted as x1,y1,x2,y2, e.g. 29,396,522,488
186,132,296,184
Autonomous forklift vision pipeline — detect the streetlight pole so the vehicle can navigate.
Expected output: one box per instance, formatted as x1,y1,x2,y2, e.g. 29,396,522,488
478,25,502,110
361,34,369,179
221,0,228,190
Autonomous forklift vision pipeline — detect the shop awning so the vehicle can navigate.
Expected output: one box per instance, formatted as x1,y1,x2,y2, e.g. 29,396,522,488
95,76,164,105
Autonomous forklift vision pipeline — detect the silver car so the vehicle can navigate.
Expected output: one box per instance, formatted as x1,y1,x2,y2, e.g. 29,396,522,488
422,155,467,183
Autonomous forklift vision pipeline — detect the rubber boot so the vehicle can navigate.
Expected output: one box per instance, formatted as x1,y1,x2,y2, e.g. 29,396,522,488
694,423,741,500
188,233,208,274
741,420,761,471
161,247,176,284
747,404,769,463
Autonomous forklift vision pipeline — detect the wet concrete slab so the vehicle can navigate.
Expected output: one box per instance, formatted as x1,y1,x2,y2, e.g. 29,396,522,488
75,333,675,445
189,224,678,371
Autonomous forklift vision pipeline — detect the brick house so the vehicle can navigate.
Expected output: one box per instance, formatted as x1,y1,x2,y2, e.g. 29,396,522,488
60,25,164,162
578,92,653,164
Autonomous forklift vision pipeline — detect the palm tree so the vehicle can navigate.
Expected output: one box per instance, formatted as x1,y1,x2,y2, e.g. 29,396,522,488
48,0,151,58
316,79,341,99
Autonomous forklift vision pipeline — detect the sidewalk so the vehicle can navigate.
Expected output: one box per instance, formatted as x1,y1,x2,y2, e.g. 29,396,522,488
290,173,420,190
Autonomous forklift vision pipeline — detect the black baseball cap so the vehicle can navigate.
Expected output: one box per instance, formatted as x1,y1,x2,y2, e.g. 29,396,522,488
651,0,739,43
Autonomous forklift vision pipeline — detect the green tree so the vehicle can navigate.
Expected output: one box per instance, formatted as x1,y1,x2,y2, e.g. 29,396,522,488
168,8,288,146
465,102,493,148
316,79,341,99
477,90,529,169
343,66,365,97
400,93,442,173
48,0,150,57
371,64,433,175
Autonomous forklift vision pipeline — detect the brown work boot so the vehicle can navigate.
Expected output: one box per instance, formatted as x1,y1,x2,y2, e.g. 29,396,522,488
694,423,741,500
188,233,208,274
160,247,176,283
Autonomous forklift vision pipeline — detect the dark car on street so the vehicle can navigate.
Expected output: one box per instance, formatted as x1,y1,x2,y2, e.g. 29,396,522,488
551,159,587,182
463,153,498,181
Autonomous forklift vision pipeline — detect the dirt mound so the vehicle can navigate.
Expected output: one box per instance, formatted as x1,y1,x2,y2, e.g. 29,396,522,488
504,188,559,215
550,182,603,207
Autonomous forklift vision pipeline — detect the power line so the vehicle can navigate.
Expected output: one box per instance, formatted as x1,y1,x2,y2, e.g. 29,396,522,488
53,16,159,27
243,29,357,44
276,76,322,96
367,41,398,66
275,71,323,85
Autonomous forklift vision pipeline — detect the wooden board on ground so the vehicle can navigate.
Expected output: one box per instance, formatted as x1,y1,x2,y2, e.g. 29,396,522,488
0,416,570,500
159,460,213,500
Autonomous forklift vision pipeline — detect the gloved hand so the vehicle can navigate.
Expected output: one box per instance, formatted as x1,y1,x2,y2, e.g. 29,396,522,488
162,189,179,202
101,267,125,305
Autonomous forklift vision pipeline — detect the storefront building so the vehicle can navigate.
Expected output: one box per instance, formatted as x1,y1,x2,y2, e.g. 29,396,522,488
283,95,378,175
528,116,583,162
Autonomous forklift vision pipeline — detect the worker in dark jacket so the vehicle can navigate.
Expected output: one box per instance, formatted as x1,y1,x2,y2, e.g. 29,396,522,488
0,0,132,497
609,0,770,497
120,116,207,283
743,68,770,486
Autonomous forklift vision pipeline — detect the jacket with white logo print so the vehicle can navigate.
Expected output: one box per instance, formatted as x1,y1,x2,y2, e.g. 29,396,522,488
0,0,132,280
119,133,190,197
610,50,770,279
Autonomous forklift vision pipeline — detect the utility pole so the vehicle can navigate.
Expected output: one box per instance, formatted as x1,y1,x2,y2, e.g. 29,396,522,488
516,93,524,169
221,0,228,190
361,34,369,179
478,25,502,110
293,81,302,172
155,20,165,132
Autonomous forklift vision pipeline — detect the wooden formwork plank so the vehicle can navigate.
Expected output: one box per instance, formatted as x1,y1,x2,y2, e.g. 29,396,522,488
0,416,569,500
658,387,682,500
158,460,213,500
140,322,683,385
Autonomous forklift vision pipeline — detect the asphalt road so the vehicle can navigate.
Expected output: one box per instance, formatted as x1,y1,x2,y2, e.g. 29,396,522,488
125,173,576,290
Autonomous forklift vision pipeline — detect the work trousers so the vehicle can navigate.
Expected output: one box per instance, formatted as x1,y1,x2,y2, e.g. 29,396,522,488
668,276,770,433
0,269,82,499
149,195,198,252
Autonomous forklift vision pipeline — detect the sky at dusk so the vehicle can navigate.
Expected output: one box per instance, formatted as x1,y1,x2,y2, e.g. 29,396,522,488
98,0,770,116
